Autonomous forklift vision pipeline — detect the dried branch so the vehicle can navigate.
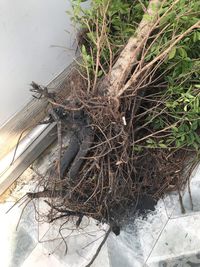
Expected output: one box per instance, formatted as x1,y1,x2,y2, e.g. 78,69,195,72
97,0,161,97
85,227,111,267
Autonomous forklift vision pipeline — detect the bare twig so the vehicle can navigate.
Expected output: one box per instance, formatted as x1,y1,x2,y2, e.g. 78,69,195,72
85,227,111,267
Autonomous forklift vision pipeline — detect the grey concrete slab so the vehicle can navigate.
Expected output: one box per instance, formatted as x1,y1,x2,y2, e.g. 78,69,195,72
0,202,37,267
147,214,200,266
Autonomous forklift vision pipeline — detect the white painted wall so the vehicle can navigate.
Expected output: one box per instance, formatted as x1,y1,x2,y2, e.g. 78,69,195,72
0,0,77,126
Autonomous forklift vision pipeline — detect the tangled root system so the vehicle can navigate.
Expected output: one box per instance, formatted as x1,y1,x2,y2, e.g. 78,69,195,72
28,70,197,231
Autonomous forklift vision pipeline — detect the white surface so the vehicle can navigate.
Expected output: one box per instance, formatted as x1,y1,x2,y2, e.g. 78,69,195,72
21,244,65,267
0,0,76,126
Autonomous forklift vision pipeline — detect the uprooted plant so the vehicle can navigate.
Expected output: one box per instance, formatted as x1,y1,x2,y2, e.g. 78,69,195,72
26,0,200,265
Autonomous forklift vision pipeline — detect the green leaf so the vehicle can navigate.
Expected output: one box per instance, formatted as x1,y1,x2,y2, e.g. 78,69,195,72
97,70,103,77
192,121,198,131
172,126,179,132
86,32,96,44
146,138,154,144
178,47,187,58
133,145,142,152
194,132,200,144
159,143,168,148
184,105,188,111
168,47,176,60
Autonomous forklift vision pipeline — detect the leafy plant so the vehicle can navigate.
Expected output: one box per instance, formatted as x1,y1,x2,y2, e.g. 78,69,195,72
70,0,146,86
70,0,200,152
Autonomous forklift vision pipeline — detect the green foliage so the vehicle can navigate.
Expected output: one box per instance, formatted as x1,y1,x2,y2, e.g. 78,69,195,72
70,0,146,77
70,0,200,152
142,0,200,151
146,61,200,150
